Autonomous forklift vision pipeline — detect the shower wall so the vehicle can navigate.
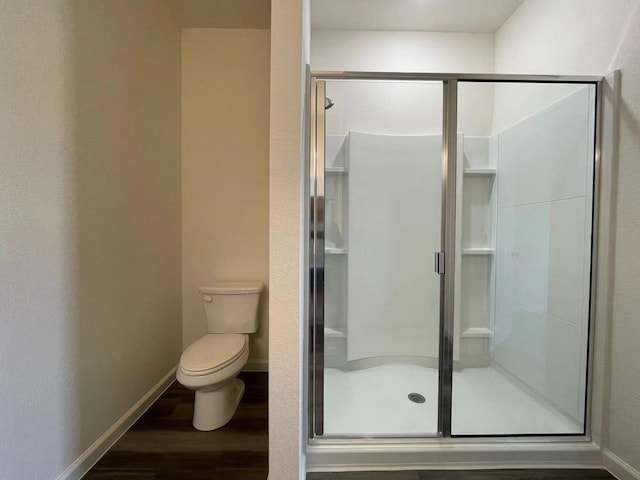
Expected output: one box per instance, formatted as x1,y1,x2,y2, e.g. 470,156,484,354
325,129,483,366
347,133,442,361
493,87,594,421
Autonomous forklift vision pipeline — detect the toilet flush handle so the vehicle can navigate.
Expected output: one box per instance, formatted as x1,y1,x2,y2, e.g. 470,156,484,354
202,294,213,303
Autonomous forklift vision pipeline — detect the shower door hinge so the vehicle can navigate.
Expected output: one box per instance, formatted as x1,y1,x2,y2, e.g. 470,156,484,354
434,251,445,274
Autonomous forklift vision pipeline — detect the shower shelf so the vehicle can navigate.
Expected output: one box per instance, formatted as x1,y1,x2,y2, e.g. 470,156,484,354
463,168,496,176
326,166,348,174
462,248,495,255
461,327,493,338
325,247,347,255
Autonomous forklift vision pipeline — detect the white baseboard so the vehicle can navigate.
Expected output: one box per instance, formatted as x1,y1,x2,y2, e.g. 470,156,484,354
244,359,269,372
306,440,602,472
604,450,640,480
55,366,177,480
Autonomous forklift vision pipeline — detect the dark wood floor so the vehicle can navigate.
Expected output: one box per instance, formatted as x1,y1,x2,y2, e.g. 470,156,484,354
84,372,268,479
85,372,614,480
307,470,615,480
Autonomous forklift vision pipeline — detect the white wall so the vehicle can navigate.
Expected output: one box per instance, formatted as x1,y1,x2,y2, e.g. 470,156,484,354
269,0,308,478
312,30,495,136
347,133,442,361
494,0,640,473
492,0,636,132
0,1,181,478
493,87,594,424
312,30,494,73
181,28,270,370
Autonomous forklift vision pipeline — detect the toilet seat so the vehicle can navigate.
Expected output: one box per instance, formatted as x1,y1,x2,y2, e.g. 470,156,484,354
179,334,247,377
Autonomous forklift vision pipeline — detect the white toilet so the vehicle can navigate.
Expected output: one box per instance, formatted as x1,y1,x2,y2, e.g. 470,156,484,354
177,281,263,431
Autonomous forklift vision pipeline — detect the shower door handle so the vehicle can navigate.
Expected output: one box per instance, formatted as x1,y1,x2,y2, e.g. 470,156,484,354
434,251,445,274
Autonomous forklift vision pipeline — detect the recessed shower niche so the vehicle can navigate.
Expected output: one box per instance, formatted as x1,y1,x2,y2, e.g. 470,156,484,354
309,75,598,439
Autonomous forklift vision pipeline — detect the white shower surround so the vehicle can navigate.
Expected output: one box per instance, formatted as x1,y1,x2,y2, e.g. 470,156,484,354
347,132,443,361
322,86,595,435
493,86,595,423
324,130,495,367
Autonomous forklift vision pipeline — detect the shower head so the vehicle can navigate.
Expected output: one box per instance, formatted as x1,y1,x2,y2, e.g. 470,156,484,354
325,97,334,110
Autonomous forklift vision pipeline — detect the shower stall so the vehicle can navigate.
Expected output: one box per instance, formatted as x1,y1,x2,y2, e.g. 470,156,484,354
308,72,601,441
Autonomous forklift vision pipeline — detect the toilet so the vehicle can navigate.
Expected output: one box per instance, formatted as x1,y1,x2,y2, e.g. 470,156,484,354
177,281,263,431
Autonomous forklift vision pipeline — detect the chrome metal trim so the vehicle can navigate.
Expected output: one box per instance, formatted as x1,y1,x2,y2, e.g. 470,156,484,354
585,80,603,437
311,80,327,436
311,71,604,83
313,433,443,441
309,434,593,445
303,64,312,442
308,71,317,438
438,79,458,437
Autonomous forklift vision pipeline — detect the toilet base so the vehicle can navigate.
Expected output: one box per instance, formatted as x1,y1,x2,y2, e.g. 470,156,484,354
193,378,245,431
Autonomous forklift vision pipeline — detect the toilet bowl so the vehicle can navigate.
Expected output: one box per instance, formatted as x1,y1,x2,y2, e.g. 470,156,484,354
177,282,262,431
177,333,249,431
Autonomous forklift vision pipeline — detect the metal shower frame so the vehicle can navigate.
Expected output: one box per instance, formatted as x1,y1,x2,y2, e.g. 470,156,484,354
308,71,604,441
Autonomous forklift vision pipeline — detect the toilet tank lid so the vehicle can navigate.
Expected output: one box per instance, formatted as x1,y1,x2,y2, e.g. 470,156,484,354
199,282,263,295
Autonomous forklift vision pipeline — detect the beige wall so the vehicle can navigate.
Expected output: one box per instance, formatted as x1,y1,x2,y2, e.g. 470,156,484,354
269,0,309,477
182,28,270,369
168,0,271,29
0,1,181,478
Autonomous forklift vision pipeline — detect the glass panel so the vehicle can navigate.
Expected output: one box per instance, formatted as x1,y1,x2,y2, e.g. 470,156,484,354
452,82,596,436
321,79,443,436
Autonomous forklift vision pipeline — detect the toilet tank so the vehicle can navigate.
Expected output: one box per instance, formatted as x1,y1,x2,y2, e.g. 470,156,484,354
198,282,263,334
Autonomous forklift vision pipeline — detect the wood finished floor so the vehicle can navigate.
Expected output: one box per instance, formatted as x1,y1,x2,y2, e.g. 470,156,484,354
85,372,614,480
84,372,268,480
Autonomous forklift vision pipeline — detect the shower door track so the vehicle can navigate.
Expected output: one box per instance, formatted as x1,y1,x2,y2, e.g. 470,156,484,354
308,71,604,443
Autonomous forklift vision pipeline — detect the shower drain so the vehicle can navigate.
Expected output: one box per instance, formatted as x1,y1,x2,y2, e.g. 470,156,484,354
408,393,426,404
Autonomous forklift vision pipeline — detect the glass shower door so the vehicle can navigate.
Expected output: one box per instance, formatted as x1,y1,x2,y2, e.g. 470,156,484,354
311,78,445,437
310,73,600,440
451,81,597,436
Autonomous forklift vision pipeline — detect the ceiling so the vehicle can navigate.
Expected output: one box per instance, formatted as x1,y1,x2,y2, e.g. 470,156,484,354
311,0,524,33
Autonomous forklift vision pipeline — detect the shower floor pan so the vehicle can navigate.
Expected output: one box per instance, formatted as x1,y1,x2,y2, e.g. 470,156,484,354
323,363,581,436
